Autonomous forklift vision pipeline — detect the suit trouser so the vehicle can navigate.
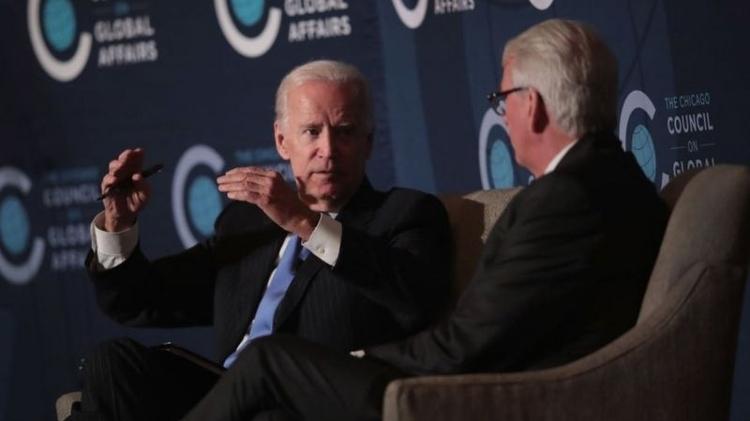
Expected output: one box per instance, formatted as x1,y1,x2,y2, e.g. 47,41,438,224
69,335,405,421
182,335,408,421
67,337,221,421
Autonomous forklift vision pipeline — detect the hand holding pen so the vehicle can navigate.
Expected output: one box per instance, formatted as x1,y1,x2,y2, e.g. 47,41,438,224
99,148,158,232
97,163,163,200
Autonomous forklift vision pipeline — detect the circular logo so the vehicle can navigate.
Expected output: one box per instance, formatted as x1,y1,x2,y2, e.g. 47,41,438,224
631,124,657,181
529,0,554,10
488,138,515,188
231,0,264,27
619,90,659,183
42,0,76,52
28,0,93,82
172,145,225,247
187,175,223,237
0,167,45,285
391,0,429,29
0,196,30,256
214,0,282,58
479,108,517,189
113,1,131,16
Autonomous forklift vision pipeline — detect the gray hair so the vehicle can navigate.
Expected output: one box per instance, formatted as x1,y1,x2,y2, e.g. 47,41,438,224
275,60,373,133
502,19,618,137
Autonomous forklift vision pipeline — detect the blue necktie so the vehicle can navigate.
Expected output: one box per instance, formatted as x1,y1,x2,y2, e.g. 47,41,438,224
248,234,309,339
223,235,308,367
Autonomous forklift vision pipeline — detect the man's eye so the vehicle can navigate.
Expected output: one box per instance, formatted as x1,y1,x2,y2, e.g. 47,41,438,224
303,128,320,136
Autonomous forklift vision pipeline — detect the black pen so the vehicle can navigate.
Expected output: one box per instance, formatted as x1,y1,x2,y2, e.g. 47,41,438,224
96,164,164,201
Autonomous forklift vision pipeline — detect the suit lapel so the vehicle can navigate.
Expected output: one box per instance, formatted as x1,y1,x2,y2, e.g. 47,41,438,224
272,254,326,329
272,179,381,329
334,179,379,228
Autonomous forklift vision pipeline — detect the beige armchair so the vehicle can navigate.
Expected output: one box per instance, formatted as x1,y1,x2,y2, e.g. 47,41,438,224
383,164,750,421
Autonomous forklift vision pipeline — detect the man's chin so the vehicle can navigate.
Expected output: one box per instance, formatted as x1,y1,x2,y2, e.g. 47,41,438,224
303,185,350,210
314,188,341,202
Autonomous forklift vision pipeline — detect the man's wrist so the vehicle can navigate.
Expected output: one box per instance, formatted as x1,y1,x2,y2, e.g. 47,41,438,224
104,214,136,233
301,214,342,267
91,211,139,270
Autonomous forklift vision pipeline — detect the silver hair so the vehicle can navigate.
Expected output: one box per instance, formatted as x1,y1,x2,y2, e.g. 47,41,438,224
275,59,373,133
502,19,618,137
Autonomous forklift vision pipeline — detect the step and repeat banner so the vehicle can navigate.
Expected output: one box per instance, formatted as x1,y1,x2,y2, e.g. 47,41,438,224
1,0,748,419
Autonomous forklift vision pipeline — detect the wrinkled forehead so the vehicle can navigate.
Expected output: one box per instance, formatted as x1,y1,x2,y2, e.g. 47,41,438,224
287,80,360,108
294,79,363,101
289,81,365,117
284,83,366,129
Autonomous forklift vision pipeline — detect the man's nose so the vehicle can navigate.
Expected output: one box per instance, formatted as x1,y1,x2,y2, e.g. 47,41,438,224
316,129,335,159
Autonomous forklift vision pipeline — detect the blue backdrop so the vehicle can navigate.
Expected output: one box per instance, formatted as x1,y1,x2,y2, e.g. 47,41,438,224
1,0,748,419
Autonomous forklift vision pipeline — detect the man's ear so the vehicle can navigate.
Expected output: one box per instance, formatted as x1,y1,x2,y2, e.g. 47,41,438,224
274,121,290,160
528,89,549,133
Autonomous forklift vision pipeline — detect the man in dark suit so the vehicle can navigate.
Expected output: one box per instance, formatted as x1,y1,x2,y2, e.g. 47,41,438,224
69,60,451,420
180,19,669,420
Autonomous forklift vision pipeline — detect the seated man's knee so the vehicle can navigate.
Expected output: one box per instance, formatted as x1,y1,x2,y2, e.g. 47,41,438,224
80,337,148,383
231,335,305,371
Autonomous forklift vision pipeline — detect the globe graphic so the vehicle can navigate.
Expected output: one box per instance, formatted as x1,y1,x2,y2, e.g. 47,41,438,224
188,176,223,237
42,0,76,52
631,124,657,181
230,0,264,27
489,139,515,188
0,197,30,257
113,1,131,16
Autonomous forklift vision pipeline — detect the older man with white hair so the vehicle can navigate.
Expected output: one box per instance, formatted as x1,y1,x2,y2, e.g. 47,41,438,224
182,19,669,421
67,60,451,420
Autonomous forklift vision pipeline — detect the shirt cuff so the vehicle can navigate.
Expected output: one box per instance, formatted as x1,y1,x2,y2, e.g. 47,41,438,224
302,213,342,267
90,211,139,270
349,349,366,358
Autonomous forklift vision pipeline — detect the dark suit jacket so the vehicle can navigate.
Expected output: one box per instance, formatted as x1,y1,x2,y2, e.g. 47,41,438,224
87,180,451,361
367,132,669,375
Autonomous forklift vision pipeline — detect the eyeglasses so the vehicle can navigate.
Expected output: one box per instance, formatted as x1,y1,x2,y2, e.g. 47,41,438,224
487,87,528,117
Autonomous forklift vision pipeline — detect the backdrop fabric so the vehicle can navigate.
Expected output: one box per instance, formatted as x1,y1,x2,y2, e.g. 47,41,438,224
0,1,748,419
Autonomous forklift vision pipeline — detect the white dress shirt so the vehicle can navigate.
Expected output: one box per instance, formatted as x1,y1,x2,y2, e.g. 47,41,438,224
90,212,343,270
543,140,578,175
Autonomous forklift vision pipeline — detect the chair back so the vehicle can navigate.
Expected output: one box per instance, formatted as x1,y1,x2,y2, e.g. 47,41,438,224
639,165,750,322
610,164,750,420
439,187,522,305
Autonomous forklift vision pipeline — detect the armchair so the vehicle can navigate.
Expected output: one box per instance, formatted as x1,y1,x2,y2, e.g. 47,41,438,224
383,165,750,421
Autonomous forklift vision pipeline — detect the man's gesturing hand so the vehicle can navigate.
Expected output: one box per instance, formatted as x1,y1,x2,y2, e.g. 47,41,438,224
217,167,318,240
101,148,151,232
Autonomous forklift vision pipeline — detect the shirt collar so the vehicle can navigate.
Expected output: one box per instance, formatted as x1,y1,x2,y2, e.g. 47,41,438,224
543,140,578,175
